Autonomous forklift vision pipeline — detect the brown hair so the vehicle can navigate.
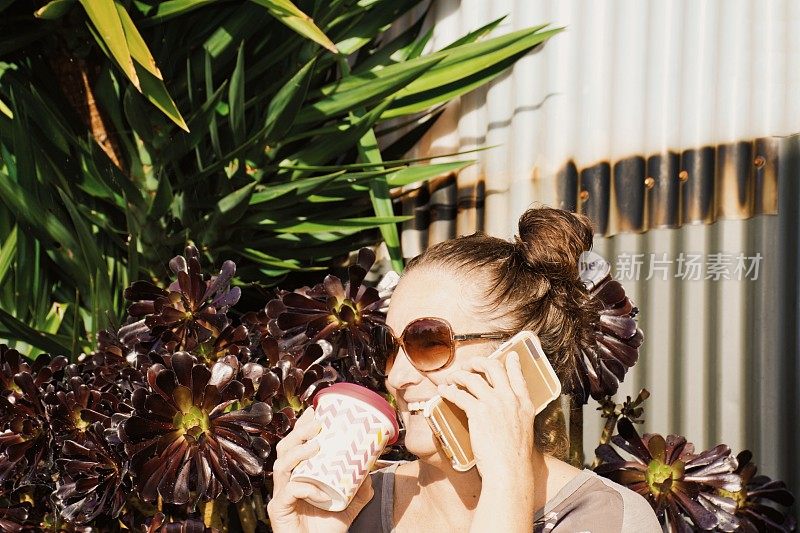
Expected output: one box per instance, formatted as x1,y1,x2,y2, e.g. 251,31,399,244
404,206,601,459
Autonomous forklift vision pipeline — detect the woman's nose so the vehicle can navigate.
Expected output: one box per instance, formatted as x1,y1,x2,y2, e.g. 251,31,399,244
386,348,423,390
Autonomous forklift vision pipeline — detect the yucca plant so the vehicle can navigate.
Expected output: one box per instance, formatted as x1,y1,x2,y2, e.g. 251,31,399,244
0,0,560,355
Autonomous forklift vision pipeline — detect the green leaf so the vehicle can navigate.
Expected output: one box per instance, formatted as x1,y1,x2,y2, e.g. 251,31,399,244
282,98,395,172
293,55,441,126
263,57,316,141
190,56,313,182
0,96,11,119
134,61,189,131
237,248,320,270
440,16,506,50
158,79,228,163
204,50,222,158
137,0,220,22
0,225,16,288
42,302,69,335
78,0,140,89
202,4,268,60
87,21,187,130
148,174,174,218
0,171,77,254
351,8,429,74
409,25,555,92
386,160,474,187
350,115,403,271
271,215,413,233
216,181,255,222
277,145,495,171
34,0,76,20
250,0,338,53
0,307,73,355
383,27,562,118
335,50,406,273
56,188,114,328
115,2,163,80
404,27,433,60
313,25,554,105
249,171,345,205
330,0,422,57
380,107,444,160
229,42,246,144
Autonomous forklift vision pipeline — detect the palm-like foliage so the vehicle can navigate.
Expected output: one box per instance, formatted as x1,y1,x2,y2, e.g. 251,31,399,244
0,0,560,355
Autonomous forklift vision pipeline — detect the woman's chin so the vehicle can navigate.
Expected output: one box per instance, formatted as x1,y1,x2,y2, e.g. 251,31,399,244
401,416,442,458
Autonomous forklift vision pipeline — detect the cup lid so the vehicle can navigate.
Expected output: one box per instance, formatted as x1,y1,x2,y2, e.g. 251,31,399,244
313,383,400,444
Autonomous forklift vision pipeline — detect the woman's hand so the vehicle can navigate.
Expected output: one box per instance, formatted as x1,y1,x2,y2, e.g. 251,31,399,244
267,407,375,533
437,352,538,532
438,352,537,485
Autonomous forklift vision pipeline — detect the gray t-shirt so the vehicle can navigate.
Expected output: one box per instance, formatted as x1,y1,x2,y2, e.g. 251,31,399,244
350,462,661,532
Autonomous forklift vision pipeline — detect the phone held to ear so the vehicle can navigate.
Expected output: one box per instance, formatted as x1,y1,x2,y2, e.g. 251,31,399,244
422,330,561,472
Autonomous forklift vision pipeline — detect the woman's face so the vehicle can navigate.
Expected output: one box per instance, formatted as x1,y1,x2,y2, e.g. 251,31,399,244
385,266,505,461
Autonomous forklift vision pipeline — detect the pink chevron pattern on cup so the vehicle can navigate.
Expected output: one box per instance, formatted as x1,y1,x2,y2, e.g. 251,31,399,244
290,394,393,511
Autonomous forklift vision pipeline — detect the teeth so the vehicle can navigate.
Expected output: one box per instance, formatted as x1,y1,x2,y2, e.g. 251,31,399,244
407,401,427,412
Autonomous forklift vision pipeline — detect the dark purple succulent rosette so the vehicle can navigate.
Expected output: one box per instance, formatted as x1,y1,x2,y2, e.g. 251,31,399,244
575,251,644,404
56,421,128,525
44,376,118,444
72,329,146,398
118,352,273,506
264,248,389,383
731,450,796,533
594,418,742,532
0,368,57,488
120,245,241,359
0,345,67,402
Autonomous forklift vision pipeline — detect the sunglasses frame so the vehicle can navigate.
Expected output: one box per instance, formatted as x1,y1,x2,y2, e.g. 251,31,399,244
379,316,509,373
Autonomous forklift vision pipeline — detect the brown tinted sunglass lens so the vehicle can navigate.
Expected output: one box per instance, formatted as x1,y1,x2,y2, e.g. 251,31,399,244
404,319,453,371
374,326,398,373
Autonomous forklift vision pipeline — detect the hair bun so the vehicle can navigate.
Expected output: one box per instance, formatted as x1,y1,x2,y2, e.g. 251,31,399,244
515,207,594,281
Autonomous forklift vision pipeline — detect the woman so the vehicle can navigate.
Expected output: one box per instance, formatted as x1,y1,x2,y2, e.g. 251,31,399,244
268,207,661,532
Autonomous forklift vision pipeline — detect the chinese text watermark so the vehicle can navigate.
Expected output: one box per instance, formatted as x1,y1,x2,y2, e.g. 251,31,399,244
613,252,763,281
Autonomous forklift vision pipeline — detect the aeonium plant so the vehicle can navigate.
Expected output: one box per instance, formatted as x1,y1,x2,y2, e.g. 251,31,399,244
593,392,796,532
0,245,398,531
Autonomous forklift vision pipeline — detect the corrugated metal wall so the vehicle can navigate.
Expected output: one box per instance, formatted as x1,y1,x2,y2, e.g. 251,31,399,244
388,0,800,499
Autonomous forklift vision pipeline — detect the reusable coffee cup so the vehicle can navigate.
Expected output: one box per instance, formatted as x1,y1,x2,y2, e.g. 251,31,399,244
290,383,399,511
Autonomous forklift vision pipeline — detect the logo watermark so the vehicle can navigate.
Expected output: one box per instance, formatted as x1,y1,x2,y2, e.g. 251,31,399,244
612,252,763,281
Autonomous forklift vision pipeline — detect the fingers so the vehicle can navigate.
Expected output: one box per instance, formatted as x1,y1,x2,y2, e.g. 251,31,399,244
276,407,321,452
505,352,534,411
437,383,480,414
273,438,321,489
287,481,331,504
267,479,331,520
273,407,322,490
444,369,493,399
463,356,512,395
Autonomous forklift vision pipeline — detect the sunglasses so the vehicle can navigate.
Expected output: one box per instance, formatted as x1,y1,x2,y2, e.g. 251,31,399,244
373,317,509,373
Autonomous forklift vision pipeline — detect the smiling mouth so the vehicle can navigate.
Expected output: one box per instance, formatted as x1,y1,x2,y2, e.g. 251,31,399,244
406,400,427,414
